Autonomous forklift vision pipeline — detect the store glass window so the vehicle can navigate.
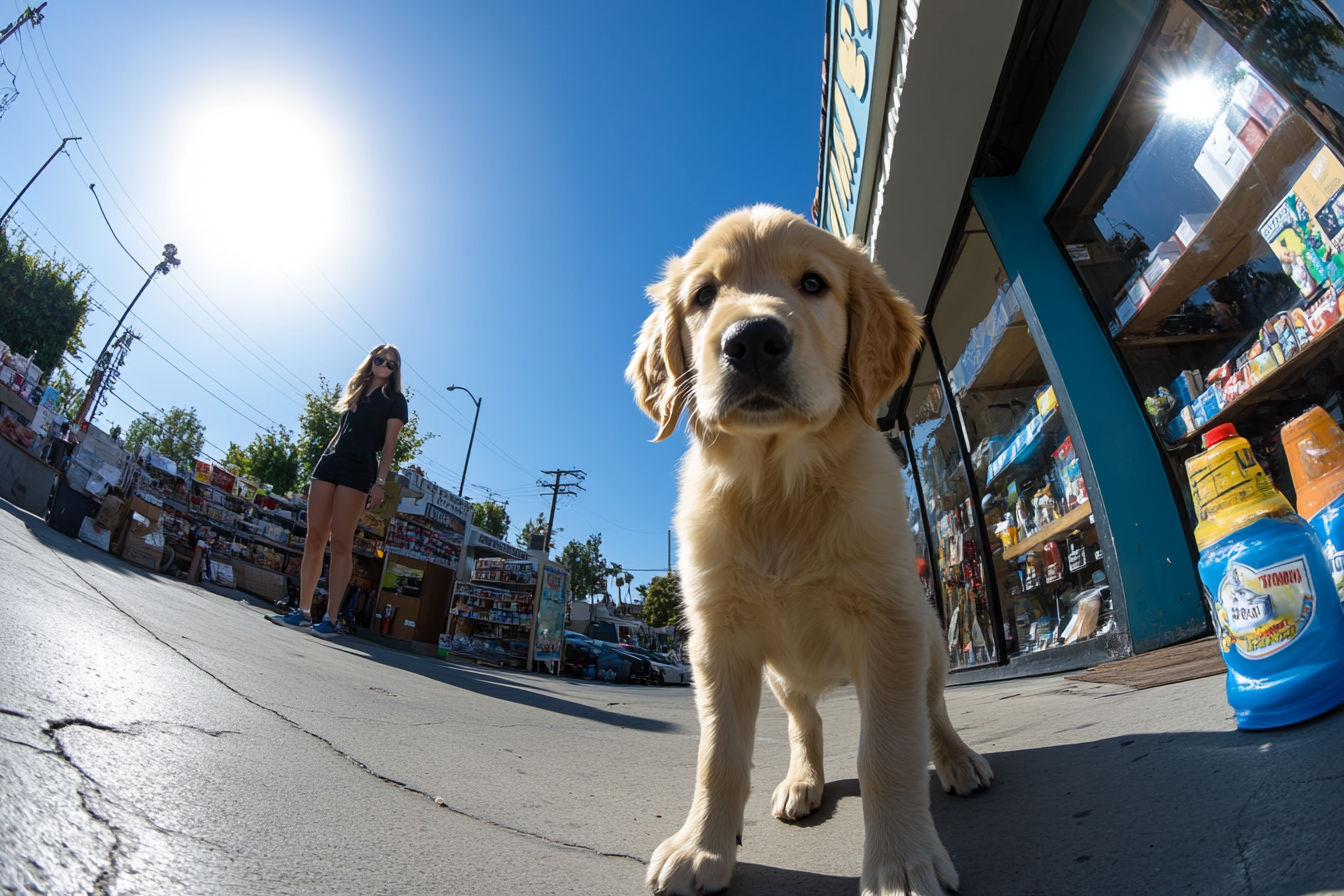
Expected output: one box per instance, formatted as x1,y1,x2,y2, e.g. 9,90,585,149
1198,0,1344,151
1050,1,1344,512
928,209,1114,660
889,428,938,613
904,350,997,668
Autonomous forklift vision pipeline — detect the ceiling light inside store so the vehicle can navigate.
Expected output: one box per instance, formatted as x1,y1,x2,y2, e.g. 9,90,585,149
1164,75,1221,121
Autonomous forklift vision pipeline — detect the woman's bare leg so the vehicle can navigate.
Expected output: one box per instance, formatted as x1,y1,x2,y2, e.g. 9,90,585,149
323,485,368,622
299,480,336,618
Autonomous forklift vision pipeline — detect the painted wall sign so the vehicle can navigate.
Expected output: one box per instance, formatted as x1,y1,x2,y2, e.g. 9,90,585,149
820,0,881,239
468,528,530,560
532,564,570,663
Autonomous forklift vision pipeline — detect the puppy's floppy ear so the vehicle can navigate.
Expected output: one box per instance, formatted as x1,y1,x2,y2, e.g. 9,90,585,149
844,246,924,429
626,260,688,441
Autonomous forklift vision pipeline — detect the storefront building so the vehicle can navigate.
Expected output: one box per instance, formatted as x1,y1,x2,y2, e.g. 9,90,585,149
821,0,1344,680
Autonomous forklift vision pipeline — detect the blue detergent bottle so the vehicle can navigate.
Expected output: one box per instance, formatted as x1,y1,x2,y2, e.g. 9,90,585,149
1187,422,1344,729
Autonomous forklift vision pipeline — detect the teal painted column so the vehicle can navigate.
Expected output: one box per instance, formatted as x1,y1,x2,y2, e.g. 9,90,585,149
971,177,1205,652
972,0,1206,653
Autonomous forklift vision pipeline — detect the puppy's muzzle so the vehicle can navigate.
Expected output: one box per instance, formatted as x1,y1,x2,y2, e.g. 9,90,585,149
721,317,792,376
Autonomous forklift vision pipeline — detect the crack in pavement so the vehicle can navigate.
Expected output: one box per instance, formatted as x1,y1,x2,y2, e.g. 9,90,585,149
38,538,649,868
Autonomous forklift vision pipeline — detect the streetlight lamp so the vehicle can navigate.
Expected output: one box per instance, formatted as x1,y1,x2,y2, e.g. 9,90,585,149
445,385,481,497
73,243,180,427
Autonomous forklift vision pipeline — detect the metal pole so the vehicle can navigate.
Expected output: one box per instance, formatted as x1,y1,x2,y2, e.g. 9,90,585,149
1,137,80,224
72,266,157,427
459,396,480,496
446,386,481,496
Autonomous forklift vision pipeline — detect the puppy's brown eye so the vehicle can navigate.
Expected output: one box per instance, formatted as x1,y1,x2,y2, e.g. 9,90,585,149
800,273,826,295
694,284,718,307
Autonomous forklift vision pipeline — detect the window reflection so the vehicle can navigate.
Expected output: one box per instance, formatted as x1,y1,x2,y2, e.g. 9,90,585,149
905,351,998,668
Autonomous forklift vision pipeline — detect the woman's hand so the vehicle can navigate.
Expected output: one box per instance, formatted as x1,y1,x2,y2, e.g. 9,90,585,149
368,483,385,508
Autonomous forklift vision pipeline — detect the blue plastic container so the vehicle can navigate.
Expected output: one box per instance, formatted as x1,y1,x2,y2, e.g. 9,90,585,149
1188,423,1344,729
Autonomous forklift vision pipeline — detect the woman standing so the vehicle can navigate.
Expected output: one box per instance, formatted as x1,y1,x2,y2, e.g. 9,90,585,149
271,345,407,635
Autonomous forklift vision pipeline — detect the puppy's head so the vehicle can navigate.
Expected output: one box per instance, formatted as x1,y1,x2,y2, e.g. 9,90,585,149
627,205,922,440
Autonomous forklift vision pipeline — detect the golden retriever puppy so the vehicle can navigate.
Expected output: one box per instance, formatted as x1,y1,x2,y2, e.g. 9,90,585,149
627,206,993,896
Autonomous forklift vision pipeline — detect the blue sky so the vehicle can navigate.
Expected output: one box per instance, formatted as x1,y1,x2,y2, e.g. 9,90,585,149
0,0,824,589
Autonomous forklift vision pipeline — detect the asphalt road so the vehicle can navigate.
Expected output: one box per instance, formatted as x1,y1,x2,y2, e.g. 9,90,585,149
2,499,1343,896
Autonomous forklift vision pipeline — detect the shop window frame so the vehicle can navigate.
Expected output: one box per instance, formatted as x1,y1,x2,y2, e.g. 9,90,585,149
1039,0,1344,580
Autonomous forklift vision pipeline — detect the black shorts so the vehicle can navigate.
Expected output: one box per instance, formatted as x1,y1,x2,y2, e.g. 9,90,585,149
311,453,376,493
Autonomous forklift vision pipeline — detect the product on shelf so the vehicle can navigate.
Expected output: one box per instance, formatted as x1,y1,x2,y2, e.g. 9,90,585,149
1186,422,1344,729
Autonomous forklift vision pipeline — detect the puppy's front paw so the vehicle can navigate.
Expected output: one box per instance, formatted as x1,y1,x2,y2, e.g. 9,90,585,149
771,772,823,821
861,835,958,896
646,827,736,895
932,744,993,796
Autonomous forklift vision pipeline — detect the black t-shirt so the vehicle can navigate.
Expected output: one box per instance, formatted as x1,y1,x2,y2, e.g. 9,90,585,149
329,387,408,469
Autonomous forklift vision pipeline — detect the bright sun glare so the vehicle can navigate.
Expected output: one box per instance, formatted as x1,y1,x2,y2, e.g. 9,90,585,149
178,102,339,256
1164,75,1221,122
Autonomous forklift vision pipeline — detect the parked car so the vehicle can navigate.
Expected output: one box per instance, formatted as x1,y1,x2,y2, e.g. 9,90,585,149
563,632,651,685
562,632,603,680
617,644,691,685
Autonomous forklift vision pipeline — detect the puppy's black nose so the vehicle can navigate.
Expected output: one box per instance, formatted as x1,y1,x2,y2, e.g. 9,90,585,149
721,317,792,373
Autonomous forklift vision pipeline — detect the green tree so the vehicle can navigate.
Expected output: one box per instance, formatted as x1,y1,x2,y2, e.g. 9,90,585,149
0,228,90,375
224,441,248,471
230,426,302,495
641,573,683,629
559,533,605,603
516,512,562,550
296,374,434,481
472,499,510,538
296,374,341,480
124,406,206,474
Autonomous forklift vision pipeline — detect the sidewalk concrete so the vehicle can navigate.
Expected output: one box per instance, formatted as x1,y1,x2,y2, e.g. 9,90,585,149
1,497,1342,895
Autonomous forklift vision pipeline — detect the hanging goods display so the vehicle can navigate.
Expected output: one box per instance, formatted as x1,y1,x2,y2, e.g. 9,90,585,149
1186,422,1344,729
1281,407,1344,602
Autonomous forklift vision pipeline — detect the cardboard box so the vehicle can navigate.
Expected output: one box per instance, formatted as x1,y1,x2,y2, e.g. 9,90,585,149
77,515,113,552
122,539,163,571
126,495,163,524
94,495,124,529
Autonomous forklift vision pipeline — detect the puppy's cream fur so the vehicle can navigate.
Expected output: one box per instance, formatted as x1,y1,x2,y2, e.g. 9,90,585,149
628,206,992,896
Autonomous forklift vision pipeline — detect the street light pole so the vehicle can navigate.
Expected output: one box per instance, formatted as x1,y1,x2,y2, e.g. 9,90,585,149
445,385,481,497
1,136,81,225
73,244,180,427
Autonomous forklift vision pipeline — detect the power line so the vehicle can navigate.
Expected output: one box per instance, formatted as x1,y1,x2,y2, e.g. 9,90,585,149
24,23,318,398
2,209,290,430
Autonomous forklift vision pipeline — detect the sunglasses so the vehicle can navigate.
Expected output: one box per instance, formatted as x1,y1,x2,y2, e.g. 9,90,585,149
372,356,397,371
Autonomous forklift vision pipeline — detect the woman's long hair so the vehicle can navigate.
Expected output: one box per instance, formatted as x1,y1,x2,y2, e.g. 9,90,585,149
335,344,404,414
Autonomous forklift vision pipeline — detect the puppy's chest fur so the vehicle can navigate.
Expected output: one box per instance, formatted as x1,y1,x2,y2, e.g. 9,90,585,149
679,439,915,654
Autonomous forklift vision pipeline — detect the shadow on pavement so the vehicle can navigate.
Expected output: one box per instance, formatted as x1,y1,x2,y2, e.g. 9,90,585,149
930,705,1344,896
20,508,682,734
729,863,858,895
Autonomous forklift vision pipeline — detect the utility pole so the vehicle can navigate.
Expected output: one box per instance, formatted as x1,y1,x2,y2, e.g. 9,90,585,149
73,244,180,428
0,4,47,48
1,137,81,225
537,468,585,555
668,529,672,577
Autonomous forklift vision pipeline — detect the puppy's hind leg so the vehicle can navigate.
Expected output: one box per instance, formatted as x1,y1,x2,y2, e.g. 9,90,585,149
766,670,825,821
926,618,993,796
647,645,763,896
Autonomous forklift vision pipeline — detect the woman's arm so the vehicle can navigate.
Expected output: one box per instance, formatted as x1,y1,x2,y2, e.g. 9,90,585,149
367,417,405,507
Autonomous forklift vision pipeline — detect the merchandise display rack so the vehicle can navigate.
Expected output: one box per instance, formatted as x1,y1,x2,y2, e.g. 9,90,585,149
1167,320,1344,448
448,557,536,667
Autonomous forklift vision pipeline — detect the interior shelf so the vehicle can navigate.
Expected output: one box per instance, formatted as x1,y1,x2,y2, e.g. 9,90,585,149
1119,113,1320,336
1169,320,1344,448
1001,501,1093,561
